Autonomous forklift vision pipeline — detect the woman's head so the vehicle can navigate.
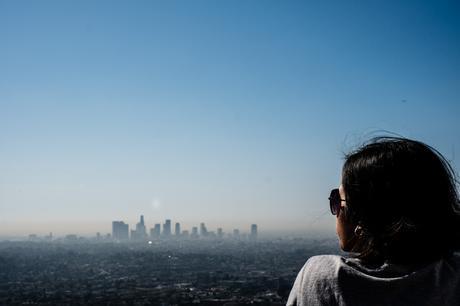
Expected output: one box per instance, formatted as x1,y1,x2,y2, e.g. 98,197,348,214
338,136,460,264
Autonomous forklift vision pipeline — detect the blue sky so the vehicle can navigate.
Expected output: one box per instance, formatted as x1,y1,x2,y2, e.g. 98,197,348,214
1,0,459,236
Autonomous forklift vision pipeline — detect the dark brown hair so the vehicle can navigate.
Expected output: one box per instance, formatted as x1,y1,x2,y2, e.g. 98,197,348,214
342,136,460,264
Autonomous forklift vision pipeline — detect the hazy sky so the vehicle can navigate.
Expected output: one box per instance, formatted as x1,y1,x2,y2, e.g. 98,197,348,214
1,0,459,236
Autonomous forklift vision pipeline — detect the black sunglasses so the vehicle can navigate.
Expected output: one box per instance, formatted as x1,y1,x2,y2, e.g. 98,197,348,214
329,188,346,215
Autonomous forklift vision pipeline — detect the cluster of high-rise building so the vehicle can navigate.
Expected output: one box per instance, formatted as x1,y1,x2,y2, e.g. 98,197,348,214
112,215,258,242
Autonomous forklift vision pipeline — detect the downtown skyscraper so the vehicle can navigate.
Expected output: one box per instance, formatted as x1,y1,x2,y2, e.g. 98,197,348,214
112,221,129,240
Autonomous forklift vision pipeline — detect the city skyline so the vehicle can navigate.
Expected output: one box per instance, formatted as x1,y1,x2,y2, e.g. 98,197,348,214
0,215,324,238
20,215,260,241
114,215,258,241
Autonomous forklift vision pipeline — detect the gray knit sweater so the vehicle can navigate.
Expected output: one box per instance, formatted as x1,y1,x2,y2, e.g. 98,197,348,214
287,253,460,306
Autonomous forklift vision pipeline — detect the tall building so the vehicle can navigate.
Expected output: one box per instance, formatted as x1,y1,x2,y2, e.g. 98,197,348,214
200,222,208,237
250,224,258,241
131,215,147,241
112,221,129,240
175,222,181,236
150,223,161,238
163,219,172,237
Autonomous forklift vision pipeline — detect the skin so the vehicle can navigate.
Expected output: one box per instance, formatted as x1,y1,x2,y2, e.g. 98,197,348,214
336,184,357,252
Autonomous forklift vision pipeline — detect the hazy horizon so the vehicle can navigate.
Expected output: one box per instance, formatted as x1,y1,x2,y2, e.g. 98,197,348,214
1,213,336,237
1,1,459,237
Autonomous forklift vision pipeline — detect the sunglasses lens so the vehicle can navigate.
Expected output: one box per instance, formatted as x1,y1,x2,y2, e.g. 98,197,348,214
329,189,340,215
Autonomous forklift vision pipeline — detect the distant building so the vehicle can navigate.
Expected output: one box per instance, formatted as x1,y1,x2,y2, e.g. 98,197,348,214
191,226,199,238
217,228,224,239
112,221,129,240
150,223,161,238
250,224,258,241
163,219,172,237
175,222,181,236
137,215,147,239
182,230,189,237
200,222,208,237
130,215,148,241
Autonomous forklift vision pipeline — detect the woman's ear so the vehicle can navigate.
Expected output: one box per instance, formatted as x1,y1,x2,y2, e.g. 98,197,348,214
354,225,365,237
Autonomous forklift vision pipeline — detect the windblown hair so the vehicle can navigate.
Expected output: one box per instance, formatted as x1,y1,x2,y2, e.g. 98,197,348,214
342,137,460,264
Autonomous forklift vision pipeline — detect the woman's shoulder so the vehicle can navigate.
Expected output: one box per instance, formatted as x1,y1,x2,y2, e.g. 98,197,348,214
300,254,363,286
300,255,344,290
305,255,346,268
287,255,346,305
302,254,348,275
288,253,460,306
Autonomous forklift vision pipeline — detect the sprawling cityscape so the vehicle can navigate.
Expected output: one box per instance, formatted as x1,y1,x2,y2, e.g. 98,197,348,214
0,216,341,305
112,215,259,242
26,215,259,243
